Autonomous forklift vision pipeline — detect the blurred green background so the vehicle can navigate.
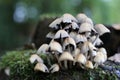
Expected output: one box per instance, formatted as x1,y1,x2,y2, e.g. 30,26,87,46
0,0,120,54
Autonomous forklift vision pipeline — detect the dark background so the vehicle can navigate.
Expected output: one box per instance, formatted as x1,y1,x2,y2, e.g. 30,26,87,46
0,0,120,55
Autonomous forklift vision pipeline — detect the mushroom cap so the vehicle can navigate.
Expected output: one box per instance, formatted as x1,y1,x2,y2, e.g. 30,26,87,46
37,44,49,54
75,34,87,43
85,60,94,69
59,51,74,61
49,40,63,53
46,32,55,39
84,18,94,26
71,22,79,30
94,24,110,36
69,31,78,40
29,54,43,63
79,23,93,33
98,47,107,55
62,13,77,23
76,13,88,23
88,42,97,51
54,30,69,39
94,52,106,64
34,63,49,73
73,48,80,57
74,53,87,64
49,63,59,73
81,41,89,53
112,24,120,30
63,37,76,50
49,18,62,29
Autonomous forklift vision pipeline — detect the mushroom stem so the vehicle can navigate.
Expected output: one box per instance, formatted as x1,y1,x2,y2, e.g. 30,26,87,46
92,34,99,46
64,60,68,69
94,63,98,68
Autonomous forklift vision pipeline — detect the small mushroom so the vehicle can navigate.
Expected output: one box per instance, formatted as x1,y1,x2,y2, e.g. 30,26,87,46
63,37,76,52
72,48,80,58
75,34,87,48
49,18,62,30
29,54,43,64
94,52,107,68
54,30,69,44
79,23,92,34
49,63,59,73
76,13,88,24
34,62,49,73
48,40,63,62
94,24,110,36
85,60,94,69
59,51,74,69
74,53,87,68
62,13,77,23
37,44,49,54
46,32,55,43
69,31,78,40
90,36,103,46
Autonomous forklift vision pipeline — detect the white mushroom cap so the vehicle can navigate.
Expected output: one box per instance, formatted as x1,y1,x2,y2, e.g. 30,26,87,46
69,31,78,40
62,13,77,23
71,22,79,30
29,54,43,63
72,48,80,57
98,47,107,55
74,53,87,65
37,44,49,54
85,60,94,69
88,42,97,51
49,18,62,29
46,32,55,39
63,37,76,50
75,34,87,43
84,18,94,26
49,63,59,73
59,51,74,61
112,24,120,30
76,13,88,23
54,30,69,39
94,52,106,64
34,63,49,73
79,23,93,33
49,40,63,53
94,24,110,36
90,36,103,46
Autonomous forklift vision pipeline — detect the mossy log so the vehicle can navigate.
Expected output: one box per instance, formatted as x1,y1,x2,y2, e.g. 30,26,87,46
0,50,119,80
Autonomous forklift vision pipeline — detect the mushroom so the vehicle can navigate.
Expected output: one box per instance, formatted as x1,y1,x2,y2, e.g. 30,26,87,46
49,40,63,61
49,63,59,73
79,23,93,38
29,54,43,64
54,30,69,44
89,36,103,46
63,37,76,52
74,53,87,68
62,13,77,23
34,62,49,73
76,13,88,24
49,18,62,30
85,60,94,69
81,41,97,59
72,48,80,58
94,24,110,36
59,51,74,69
75,34,87,48
94,52,107,68
46,32,55,43
37,44,49,54
69,31,78,40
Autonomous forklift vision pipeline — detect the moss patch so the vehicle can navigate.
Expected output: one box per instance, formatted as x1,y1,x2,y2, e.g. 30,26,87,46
0,50,118,80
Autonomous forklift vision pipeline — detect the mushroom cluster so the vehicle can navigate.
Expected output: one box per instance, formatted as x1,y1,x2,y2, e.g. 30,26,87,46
29,13,110,73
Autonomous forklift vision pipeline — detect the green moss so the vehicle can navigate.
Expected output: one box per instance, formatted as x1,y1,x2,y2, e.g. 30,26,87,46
0,50,118,80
